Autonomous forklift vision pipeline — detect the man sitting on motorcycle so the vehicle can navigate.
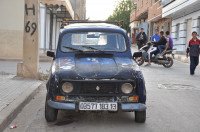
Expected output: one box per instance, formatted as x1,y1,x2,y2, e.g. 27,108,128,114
158,31,173,56
151,29,160,42
148,31,167,65
147,29,160,65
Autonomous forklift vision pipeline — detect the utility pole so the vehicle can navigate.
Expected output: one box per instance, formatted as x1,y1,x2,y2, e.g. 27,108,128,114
17,0,40,79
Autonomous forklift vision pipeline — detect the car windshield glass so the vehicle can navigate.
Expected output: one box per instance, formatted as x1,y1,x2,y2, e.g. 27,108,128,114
60,32,127,52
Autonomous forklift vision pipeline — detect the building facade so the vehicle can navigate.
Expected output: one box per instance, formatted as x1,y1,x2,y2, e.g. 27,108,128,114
162,0,200,53
130,0,149,44
130,0,172,43
148,0,171,38
0,0,86,58
70,0,86,20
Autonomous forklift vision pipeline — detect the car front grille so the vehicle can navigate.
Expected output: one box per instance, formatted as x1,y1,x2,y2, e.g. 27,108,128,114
78,82,119,95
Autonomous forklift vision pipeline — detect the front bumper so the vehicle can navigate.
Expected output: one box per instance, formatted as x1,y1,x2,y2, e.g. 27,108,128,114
47,100,146,111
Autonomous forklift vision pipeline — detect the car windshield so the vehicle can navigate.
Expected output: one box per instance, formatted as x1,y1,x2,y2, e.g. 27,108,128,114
60,32,127,52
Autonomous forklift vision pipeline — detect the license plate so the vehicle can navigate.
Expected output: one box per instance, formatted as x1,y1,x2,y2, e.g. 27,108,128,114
79,102,118,111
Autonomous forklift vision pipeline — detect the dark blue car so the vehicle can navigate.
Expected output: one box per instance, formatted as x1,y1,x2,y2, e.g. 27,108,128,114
46,22,146,123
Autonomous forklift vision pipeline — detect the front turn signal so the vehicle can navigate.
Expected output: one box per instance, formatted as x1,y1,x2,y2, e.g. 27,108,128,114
56,96,66,101
129,96,139,102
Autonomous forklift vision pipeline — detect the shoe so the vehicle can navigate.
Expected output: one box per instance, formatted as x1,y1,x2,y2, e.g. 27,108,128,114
158,55,163,58
145,63,151,66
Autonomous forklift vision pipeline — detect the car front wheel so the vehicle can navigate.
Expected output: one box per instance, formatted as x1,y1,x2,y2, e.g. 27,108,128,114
135,110,146,123
45,95,58,122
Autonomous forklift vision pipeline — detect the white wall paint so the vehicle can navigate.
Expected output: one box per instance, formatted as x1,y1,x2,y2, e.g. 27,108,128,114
171,10,200,52
40,3,46,49
162,0,199,18
0,0,24,30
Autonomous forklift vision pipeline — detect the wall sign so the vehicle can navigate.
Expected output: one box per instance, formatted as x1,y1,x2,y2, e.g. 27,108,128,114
24,3,37,36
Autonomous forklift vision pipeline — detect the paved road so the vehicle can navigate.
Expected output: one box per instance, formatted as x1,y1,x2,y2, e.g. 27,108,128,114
4,60,200,132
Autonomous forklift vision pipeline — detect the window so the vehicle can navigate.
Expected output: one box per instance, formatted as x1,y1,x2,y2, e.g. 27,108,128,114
60,32,127,52
142,0,143,7
138,0,139,9
176,24,180,40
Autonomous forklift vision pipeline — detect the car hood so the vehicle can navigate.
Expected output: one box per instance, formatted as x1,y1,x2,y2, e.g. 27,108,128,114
55,56,140,79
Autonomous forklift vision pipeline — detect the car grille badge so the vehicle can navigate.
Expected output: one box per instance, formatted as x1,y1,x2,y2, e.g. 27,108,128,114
96,86,100,91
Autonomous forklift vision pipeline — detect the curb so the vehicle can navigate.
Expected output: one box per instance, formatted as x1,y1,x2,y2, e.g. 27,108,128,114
0,81,44,132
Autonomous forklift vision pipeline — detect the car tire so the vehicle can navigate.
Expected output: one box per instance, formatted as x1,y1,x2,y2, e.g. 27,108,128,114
135,110,146,123
45,95,58,122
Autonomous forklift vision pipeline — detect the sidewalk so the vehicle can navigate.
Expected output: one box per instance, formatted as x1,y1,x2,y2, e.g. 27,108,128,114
0,75,43,132
0,55,53,62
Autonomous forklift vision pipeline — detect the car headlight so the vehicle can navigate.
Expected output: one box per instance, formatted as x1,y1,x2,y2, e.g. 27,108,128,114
62,82,73,93
121,83,133,94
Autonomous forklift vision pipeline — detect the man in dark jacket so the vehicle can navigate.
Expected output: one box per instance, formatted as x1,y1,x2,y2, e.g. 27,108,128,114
148,31,167,65
152,31,167,47
136,28,147,50
186,31,200,75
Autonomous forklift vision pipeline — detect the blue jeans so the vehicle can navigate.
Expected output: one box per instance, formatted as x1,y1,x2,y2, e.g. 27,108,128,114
158,45,172,53
190,56,199,75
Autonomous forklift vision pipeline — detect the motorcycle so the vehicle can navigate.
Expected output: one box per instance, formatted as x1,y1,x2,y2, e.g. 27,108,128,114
133,42,175,68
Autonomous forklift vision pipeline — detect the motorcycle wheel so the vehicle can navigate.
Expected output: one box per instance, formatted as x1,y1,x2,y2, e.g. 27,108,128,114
135,57,144,66
163,57,173,68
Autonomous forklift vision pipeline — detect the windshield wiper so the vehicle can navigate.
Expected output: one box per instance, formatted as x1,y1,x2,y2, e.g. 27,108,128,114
82,46,104,52
63,46,83,52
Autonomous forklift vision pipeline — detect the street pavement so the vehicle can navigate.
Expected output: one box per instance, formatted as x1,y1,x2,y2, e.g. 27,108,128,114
3,59,200,132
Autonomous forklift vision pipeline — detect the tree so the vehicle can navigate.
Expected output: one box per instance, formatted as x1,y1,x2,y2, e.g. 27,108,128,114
107,0,136,33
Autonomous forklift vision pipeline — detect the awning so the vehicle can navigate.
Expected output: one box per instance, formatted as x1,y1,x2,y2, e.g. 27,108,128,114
40,0,74,20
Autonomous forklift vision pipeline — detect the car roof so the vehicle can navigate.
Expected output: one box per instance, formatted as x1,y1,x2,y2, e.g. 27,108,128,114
60,23,126,33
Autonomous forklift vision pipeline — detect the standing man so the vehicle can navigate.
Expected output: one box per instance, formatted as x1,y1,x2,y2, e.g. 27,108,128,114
158,31,173,55
136,28,147,50
151,29,160,42
186,31,200,75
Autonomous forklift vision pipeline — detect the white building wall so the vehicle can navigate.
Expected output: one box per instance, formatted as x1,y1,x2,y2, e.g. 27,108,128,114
162,0,199,18
0,0,24,57
171,10,200,53
52,15,56,50
0,0,24,30
46,13,50,50
40,3,46,50
56,21,61,49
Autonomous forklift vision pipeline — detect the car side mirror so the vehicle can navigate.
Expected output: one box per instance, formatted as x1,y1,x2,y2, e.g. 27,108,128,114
47,51,55,58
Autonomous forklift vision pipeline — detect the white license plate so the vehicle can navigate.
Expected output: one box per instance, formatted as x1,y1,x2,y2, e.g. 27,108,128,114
79,102,118,111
